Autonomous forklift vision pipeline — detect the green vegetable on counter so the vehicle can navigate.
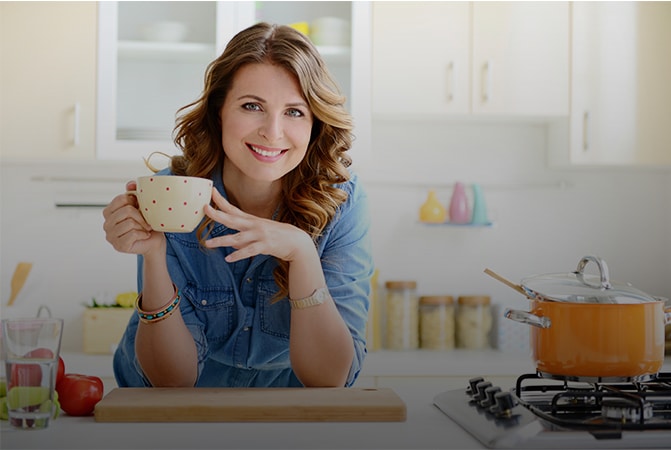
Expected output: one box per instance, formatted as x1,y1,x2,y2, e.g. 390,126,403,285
7,386,50,408
0,396,7,420
0,386,60,421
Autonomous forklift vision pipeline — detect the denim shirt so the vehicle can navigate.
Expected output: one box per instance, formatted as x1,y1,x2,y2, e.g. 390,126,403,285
113,166,373,387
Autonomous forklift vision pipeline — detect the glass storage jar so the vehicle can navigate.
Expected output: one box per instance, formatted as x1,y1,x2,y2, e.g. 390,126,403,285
384,281,419,350
419,295,455,350
456,295,492,349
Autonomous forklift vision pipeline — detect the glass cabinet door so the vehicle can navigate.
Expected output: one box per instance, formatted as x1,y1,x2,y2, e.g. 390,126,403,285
250,2,354,110
96,1,369,162
97,1,217,160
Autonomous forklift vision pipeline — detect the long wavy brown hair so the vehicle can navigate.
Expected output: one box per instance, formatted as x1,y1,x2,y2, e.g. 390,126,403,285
168,22,353,300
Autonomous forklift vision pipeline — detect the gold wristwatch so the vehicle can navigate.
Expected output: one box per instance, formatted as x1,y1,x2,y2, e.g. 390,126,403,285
289,287,329,310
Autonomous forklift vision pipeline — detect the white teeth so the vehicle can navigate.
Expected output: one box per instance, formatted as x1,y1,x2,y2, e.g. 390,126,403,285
250,145,281,157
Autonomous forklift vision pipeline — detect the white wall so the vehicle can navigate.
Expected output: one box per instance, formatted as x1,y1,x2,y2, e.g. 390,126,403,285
0,160,149,352
362,120,671,306
1,121,670,352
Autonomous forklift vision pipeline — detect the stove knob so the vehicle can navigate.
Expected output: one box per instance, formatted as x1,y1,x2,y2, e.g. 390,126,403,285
480,386,501,408
466,377,485,397
490,391,516,419
474,381,493,403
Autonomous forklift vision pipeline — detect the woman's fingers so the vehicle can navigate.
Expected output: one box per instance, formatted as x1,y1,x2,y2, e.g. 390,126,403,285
102,185,155,254
104,197,151,232
204,187,312,262
205,189,253,231
209,187,244,216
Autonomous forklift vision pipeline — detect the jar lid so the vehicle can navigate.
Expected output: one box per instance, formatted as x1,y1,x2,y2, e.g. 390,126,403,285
458,295,491,306
419,295,454,305
385,281,417,289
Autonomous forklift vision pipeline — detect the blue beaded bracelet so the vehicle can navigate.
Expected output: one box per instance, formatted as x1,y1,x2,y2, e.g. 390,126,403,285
135,284,181,324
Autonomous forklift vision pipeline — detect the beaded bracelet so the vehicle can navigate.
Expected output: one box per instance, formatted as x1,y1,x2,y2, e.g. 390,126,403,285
135,284,181,324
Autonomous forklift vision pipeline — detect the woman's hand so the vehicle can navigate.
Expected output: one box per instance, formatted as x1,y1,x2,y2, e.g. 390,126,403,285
102,181,165,255
204,188,314,263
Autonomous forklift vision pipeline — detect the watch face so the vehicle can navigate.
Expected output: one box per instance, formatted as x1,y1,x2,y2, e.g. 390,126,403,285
290,287,328,309
316,288,329,301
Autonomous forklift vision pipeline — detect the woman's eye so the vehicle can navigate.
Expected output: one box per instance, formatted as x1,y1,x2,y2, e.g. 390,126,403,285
242,103,262,111
286,108,304,118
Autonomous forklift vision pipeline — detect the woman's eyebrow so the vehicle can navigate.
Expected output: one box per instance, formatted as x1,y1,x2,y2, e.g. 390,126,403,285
237,94,308,109
237,94,265,102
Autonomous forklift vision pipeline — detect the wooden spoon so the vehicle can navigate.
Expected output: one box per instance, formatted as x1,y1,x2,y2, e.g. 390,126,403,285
483,268,529,297
7,262,33,306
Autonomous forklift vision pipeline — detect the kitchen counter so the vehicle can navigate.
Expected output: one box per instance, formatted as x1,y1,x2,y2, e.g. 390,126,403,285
2,383,486,450
47,349,671,393
4,352,670,449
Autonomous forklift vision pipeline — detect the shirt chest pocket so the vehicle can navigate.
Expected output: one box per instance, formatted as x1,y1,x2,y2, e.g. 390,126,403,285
182,284,235,343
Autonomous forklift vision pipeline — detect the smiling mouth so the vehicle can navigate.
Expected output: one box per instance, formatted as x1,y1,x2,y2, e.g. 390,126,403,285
248,144,285,158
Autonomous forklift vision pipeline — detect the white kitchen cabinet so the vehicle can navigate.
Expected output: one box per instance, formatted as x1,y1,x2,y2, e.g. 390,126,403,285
96,1,371,162
565,2,671,166
0,2,97,160
372,1,569,118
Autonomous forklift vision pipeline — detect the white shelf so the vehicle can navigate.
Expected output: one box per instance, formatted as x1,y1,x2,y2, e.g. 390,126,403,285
118,40,215,63
315,45,351,65
117,40,350,66
419,221,494,228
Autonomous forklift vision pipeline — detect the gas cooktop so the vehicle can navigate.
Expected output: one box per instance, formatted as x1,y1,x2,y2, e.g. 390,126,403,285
433,372,671,448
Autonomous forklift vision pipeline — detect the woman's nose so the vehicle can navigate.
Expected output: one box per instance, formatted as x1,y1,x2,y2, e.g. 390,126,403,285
258,115,283,142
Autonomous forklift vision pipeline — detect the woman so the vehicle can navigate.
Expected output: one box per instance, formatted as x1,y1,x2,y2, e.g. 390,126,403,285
102,23,373,388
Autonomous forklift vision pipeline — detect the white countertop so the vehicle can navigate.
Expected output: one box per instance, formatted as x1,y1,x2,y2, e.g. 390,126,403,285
360,349,538,377
1,383,486,450
0,350,533,450
4,351,671,449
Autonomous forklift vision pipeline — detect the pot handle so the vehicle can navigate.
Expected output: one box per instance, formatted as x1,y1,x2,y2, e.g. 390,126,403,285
575,256,611,289
504,308,552,329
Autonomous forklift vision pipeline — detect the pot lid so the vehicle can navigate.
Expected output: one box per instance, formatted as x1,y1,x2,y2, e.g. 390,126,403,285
520,256,658,304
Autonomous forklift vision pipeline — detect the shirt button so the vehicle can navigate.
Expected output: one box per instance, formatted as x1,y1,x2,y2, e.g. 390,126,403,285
236,363,243,368
243,327,249,331
246,278,252,283
201,299,207,306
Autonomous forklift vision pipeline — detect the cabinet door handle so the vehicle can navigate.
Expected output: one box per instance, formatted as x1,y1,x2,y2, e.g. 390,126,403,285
446,61,455,102
73,102,81,147
582,110,590,152
482,60,492,102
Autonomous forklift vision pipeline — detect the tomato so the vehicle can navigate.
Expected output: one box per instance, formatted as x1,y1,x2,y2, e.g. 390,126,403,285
56,356,65,387
10,348,55,388
56,373,104,416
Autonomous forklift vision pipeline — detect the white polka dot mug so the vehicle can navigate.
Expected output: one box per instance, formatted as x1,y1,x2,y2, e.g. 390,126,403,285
129,175,213,233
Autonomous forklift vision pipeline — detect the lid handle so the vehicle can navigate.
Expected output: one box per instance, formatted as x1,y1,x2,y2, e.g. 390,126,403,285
575,256,611,290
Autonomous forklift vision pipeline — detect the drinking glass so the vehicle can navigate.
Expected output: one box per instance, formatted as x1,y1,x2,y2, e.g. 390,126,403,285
2,317,63,429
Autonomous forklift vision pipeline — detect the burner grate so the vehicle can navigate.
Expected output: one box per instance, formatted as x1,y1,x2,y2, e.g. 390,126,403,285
434,372,671,448
514,372,671,432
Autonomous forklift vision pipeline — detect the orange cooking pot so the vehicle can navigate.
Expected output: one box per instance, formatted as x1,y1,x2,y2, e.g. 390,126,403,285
496,256,671,381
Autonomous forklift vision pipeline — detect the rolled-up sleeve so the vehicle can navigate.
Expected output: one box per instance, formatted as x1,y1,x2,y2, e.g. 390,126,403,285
319,173,374,386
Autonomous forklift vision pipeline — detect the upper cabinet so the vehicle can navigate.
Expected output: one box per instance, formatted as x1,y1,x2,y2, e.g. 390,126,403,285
96,1,218,161
0,2,97,160
565,2,671,166
96,1,371,162
372,2,569,118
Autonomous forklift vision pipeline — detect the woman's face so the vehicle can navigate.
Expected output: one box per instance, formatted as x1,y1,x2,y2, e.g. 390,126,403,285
219,63,314,184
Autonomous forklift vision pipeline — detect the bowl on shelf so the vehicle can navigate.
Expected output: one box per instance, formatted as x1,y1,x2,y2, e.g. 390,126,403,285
310,17,350,47
141,21,188,43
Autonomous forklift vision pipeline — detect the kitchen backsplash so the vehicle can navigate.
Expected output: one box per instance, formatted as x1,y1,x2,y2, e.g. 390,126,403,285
362,120,671,299
2,122,670,352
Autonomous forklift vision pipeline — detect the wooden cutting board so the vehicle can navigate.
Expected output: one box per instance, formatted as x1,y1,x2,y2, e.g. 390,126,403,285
94,387,406,422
